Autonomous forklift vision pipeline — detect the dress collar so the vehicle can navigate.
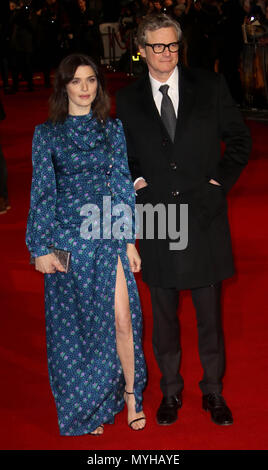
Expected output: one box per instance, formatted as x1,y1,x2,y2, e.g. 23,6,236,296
65,110,106,150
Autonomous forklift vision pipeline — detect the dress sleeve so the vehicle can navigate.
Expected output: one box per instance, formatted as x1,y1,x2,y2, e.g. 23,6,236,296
26,124,57,257
109,118,136,244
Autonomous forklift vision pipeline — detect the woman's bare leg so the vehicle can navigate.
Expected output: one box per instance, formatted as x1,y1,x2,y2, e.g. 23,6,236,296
114,256,145,430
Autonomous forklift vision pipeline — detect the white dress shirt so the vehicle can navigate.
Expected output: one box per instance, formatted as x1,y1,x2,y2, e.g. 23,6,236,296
149,66,179,118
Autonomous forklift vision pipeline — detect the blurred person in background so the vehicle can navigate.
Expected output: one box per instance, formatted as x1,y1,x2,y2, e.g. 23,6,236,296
72,0,103,63
9,0,35,91
0,0,13,94
0,99,10,215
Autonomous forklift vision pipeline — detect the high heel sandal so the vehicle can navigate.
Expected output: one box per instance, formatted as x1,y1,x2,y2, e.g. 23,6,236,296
124,390,146,431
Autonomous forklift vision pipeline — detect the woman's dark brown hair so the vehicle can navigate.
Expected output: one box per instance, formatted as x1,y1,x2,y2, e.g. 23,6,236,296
49,53,110,123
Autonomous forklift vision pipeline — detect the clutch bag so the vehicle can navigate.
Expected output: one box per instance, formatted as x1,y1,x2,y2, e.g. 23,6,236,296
30,248,71,273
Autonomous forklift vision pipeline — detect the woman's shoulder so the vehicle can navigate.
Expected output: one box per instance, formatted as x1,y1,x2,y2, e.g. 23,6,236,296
34,120,61,139
35,119,53,132
105,116,124,135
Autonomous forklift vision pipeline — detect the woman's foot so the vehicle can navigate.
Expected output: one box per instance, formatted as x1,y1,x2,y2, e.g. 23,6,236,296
90,424,104,436
124,390,146,431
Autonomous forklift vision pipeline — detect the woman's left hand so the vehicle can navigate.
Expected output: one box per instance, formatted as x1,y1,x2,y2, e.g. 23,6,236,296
127,243,141,273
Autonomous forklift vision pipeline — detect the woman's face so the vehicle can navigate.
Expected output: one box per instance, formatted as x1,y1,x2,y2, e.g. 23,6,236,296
66,65,98,115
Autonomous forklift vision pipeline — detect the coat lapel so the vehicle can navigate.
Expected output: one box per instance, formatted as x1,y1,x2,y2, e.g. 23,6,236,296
174,65,196,144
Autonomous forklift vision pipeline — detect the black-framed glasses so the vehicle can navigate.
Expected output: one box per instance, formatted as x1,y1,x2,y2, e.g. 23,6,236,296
145,42,179,54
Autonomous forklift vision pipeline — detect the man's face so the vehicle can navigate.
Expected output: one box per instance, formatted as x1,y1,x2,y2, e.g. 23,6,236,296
139,27,179,82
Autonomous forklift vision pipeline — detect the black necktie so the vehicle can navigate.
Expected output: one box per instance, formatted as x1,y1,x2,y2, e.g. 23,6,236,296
159,84,176,142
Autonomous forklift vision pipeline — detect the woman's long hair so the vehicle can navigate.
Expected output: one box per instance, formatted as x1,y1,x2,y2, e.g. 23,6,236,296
49,53,110,123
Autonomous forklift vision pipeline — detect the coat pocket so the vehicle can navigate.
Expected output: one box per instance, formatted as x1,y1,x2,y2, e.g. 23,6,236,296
197,182,227,230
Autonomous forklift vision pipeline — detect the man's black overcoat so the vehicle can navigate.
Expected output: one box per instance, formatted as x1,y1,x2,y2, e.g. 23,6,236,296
116,66,251,289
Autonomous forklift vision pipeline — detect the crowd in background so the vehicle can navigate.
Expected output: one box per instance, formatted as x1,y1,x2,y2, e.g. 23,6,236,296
0,0,267,214
119,0,268,106
0,0,268,105
0,0,106,92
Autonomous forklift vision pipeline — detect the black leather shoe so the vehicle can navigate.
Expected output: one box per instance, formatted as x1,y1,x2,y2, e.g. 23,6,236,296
203,393,233,426
156,393,182,425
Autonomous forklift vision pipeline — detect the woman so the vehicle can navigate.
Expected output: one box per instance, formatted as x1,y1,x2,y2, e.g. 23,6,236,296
26,53,147,436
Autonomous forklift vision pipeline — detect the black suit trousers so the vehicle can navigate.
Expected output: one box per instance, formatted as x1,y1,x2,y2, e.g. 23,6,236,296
149,283,225,396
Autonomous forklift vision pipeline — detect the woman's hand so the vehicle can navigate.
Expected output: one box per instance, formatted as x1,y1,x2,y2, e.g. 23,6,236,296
34,253,66,274
127,244,141,273
134,178,148,191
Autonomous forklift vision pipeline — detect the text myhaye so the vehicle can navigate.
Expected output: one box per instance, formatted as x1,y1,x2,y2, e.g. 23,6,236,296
87,453,180,466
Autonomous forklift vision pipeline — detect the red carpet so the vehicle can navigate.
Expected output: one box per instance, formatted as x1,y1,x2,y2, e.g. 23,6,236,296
0,74,268,450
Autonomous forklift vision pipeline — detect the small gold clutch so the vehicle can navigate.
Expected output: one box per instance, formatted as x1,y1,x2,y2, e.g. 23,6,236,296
30,248,71,273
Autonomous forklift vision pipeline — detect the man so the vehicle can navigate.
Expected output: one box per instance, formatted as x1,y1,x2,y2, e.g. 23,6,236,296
116,13,251,426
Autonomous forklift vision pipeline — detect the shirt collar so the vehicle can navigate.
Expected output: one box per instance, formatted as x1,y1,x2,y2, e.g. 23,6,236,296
149,66,178,98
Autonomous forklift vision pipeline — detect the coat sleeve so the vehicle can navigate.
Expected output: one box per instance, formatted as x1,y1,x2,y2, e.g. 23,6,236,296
211,74,252,193
116,90,142,183
26,124,57,257
109,118,136,244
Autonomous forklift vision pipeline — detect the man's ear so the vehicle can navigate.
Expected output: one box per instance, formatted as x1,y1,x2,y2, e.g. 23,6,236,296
139,46,146,59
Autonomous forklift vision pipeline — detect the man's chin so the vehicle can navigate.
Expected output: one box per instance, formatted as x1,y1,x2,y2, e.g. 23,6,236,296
159,66,176,75
160,62,177,70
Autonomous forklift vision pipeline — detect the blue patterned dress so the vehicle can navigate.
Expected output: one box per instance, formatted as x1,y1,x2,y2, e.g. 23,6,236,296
26,112,147,436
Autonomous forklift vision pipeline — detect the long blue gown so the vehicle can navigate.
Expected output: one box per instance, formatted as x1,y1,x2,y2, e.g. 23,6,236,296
26,112,147,436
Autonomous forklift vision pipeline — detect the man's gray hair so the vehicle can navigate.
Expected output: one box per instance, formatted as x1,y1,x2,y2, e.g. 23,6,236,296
137,13,182,48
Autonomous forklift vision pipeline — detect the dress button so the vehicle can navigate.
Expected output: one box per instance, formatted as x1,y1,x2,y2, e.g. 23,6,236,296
170,162,177,170
171,190,180,197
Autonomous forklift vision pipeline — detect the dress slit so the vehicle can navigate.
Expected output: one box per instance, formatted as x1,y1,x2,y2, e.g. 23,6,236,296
114,253,143,413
